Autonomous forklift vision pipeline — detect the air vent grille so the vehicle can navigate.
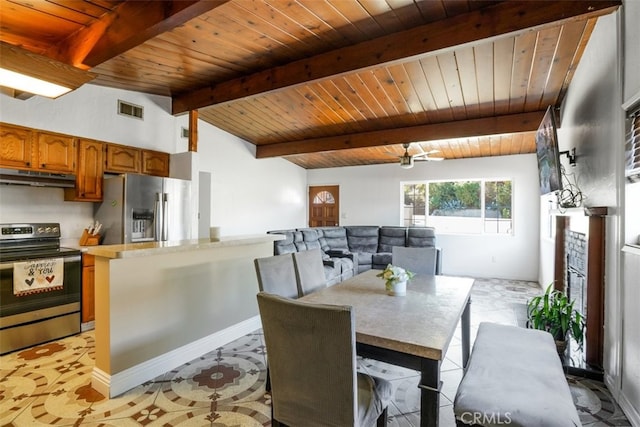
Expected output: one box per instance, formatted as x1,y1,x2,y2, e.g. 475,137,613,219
118,100,143,120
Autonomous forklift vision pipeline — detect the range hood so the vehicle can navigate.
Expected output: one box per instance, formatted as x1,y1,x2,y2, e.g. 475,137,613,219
0,168,76,188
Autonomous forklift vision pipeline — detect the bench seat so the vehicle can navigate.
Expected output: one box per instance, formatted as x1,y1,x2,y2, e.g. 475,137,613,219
454,322,581,427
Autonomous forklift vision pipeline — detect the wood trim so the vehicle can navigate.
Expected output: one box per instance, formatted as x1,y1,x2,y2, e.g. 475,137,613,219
188,110,198,152
47,0,230,68
586,216,605,367
554,216,567,291
172,1,620,114
256,111,545,158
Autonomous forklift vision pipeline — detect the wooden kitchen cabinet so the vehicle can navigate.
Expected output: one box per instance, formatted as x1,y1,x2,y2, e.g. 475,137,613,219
34,131,76,173
82,254,95,324
0,123,75,173
0,123,33,169
64,139,104,201
141,149,170,177
105,143,141,173
2,122,171,180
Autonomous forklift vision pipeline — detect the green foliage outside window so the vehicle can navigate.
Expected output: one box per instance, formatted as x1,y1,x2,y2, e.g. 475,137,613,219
428,181,481,215
485,181,512,219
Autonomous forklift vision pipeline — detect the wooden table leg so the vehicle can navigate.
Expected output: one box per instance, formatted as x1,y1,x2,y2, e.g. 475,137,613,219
461,298,471,369
419,358,441,427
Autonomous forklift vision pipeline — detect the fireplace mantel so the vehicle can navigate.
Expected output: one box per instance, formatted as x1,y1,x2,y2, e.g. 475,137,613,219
551,206,610,217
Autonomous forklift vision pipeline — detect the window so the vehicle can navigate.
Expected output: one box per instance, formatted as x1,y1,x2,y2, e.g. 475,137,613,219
313,190,335,204
402,179,513,234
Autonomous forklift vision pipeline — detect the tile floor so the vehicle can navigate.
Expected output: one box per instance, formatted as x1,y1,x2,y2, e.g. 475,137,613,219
0,277,632,426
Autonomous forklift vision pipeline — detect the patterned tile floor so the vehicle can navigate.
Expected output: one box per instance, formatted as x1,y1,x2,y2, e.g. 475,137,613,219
0,277,632,426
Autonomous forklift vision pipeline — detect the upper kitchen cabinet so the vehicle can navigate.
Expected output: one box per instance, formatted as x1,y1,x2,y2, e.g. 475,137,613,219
64,139,104,202
0,123,75,174
105,143,141,174
141,150,170,177
106,144,170,177
34,131,76,174
0,123,33,169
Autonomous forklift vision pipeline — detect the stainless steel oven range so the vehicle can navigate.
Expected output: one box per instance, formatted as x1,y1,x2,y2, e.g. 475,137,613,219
0,223,81,354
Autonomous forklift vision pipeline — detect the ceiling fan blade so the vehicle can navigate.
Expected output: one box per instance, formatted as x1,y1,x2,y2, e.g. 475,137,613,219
414,156,445,162
413,149,440,158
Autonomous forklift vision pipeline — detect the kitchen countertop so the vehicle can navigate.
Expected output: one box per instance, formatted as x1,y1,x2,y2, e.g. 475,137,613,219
60,239,90,252
86,234,284,259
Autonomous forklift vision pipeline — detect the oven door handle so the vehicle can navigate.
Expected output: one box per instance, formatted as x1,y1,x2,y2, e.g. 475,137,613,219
0,254,81,270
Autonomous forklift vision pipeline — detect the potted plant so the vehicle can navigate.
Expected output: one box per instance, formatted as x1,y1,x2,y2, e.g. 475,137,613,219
376,264,415,296
527,284,585,355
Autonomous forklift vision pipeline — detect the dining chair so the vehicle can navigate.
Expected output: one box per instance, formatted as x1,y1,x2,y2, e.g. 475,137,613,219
391,246,438,275
292,248,327,296
257,292,392,427
254,253,299,393
254,253,299,299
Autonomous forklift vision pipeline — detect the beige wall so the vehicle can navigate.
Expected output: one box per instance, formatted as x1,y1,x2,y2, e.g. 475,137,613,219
92,239,274,397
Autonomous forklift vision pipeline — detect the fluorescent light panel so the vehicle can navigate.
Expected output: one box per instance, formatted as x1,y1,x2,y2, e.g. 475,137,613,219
0,68,72,98
0,42,96,99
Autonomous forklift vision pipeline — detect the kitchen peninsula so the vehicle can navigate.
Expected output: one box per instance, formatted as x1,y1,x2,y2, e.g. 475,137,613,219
87,234,283,398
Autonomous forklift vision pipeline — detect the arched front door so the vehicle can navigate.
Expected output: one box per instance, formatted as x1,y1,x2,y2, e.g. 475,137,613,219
309,185,339,227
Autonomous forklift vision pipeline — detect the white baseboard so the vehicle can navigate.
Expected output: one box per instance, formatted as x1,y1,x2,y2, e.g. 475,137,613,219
605,373,640,427
604,372,619,400
618,390,640,427
91,316,262,398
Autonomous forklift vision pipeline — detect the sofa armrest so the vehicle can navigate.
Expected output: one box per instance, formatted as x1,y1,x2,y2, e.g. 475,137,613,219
327,249,349,256
323,259,336,268
325,250,359,273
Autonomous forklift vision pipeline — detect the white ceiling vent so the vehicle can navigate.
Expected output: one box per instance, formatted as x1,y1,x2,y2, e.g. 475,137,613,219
118,100,143,120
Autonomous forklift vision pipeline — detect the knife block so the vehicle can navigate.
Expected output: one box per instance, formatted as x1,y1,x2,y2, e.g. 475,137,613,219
79,229,100,246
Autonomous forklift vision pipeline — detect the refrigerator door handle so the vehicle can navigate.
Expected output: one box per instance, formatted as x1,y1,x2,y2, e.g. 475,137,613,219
162,193,169,241
155,192,163,242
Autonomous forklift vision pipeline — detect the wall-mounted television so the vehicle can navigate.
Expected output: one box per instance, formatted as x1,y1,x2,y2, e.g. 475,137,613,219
535,106,562,195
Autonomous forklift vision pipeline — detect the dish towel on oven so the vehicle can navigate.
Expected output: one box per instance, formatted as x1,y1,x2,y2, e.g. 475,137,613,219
13,258,64,296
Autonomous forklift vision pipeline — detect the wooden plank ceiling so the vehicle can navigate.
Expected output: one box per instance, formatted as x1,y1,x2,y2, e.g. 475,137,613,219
0,0,621,169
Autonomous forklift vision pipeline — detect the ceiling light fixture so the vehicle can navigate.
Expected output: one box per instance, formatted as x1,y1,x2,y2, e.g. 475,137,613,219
0,42,96,99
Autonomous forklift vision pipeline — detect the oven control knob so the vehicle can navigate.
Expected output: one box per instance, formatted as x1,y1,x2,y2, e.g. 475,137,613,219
37,227,45,234
52,226,59,233
45,227,52,233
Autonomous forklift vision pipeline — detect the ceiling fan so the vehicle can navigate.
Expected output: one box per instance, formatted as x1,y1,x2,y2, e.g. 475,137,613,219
391,143,444,169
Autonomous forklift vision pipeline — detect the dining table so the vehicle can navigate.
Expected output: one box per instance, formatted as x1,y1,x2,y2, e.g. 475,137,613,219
300,269,473,427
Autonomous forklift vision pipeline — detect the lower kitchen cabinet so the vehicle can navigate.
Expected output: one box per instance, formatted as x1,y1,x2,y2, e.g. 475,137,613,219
82,254,95,324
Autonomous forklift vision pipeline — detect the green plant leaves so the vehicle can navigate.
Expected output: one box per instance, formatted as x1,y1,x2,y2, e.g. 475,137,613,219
527,283,585,344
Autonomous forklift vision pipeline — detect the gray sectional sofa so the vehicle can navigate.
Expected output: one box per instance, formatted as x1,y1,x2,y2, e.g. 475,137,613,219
268,226,440,285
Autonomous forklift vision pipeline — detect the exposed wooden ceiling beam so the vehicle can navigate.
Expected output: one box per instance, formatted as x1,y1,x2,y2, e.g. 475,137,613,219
255,111,546,158
46,0,230,69
173,0,620,114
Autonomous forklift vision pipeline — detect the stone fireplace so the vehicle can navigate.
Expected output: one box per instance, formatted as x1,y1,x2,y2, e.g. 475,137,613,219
554,207,607,373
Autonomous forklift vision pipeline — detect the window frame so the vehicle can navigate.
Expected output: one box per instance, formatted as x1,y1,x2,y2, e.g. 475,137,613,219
401,177,515,236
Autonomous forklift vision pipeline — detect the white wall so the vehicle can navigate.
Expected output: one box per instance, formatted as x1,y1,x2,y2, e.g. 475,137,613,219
308,153,541,281
0,84,179,153
176,117,308,236
621,0,640,423
549,5,640,423
624,0,640,102
0,84,307,239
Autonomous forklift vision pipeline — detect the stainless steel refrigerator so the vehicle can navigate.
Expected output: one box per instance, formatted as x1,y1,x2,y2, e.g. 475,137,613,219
95,174,191,244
